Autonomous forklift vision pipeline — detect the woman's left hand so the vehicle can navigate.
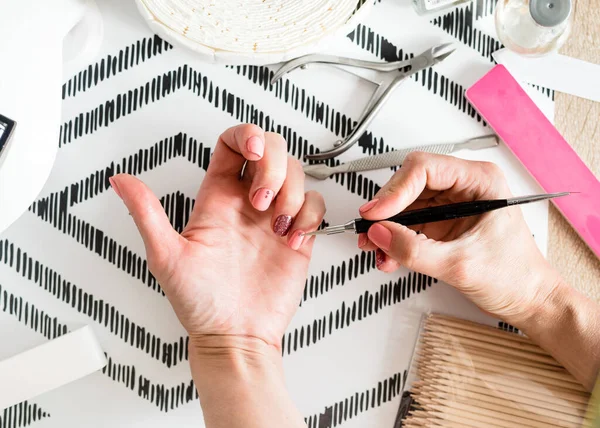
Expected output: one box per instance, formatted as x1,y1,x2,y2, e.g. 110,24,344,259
109,124,325,352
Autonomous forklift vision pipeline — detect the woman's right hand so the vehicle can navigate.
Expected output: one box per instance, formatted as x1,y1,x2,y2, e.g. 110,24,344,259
358,152,562,329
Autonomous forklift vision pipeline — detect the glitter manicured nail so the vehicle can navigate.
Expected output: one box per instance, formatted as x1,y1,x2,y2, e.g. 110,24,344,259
358,234,368,248
273,215,293,236
376,249,386,268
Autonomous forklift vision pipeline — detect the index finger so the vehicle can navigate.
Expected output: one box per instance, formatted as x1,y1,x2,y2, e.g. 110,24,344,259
359,152,511,220
207,124,266,177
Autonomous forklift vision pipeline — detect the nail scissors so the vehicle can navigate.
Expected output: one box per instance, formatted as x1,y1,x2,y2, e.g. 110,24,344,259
271,43,456,161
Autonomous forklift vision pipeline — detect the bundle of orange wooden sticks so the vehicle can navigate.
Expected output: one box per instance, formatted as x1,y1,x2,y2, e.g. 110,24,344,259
401,314,592,428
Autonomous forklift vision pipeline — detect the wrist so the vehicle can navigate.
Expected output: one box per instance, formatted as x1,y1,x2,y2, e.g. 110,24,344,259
514,272,569,338
189,335,306,428
512,276,600,390
505,264,564,332
188,335,305,428
189,333,282,369
188,334,284,390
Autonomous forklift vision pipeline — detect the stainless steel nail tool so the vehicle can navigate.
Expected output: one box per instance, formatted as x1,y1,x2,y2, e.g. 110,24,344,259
303,192,571,236
271,43,456,161
303,135,499,180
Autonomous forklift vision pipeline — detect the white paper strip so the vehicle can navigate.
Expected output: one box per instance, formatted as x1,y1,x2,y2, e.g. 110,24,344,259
0,326,106,410
493,48,600,103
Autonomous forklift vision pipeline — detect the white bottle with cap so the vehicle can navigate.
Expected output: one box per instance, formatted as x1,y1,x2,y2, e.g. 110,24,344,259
495,0,572,56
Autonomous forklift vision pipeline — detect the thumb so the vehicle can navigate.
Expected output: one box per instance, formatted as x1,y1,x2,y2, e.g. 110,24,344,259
109,174,184,274
367,222,451,279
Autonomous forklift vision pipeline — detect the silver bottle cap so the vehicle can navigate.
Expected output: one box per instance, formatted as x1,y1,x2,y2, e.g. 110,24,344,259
529,0,572,27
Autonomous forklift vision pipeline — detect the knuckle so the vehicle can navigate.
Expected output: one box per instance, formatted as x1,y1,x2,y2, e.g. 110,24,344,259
288,156,305,177
285,193,305,210
480,161,504,179
383,156,427,198
404,151,428,166
258,166,287,185
382,176,416,203
303,210,322,227
310,210,324,225
381,175,405,198
396,242,420,270
239,123,263,136
305,192,327,221
306,189,323,202
383,171,402,192
265,132,287,148
449,260,470,285
381,183,399,199
307,190,326,212
478,161,511,196
231,124,264,151
446,247,472,284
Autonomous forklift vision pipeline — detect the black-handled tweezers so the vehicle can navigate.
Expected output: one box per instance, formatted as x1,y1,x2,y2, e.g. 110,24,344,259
303,192,571,236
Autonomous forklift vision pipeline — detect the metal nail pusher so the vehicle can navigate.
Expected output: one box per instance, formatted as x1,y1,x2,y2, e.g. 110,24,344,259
303,135,499,180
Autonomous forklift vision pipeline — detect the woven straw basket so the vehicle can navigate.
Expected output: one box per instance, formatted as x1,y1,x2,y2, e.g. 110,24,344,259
135,0,373,64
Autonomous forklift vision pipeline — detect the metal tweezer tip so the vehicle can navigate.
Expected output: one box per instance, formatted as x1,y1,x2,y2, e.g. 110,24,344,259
302,230,330,236
507,191,571,205
302,220,356,236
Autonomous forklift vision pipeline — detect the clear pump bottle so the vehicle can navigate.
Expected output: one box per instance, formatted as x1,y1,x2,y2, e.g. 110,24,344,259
495,0,572,56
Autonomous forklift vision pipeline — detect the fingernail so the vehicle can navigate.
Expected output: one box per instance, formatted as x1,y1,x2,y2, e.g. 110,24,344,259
289,230,305,251
246,136,264,158
368,223,392,251
358,233,368,248
273,215,293,236
109,176,122,199
359,199,379,214
252,188,274,211
376,249,386,268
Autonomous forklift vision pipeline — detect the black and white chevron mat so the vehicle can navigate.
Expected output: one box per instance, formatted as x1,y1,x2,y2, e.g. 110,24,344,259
0,0,554,427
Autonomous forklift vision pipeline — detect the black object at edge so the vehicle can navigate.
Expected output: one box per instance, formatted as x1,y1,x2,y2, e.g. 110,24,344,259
0,113,17,156
393,391,414,428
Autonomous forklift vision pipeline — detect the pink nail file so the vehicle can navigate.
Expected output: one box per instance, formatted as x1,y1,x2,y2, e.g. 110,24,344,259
466,65,600,260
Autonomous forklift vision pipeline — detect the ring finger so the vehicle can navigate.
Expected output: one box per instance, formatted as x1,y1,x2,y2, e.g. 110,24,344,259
271,157,306,236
